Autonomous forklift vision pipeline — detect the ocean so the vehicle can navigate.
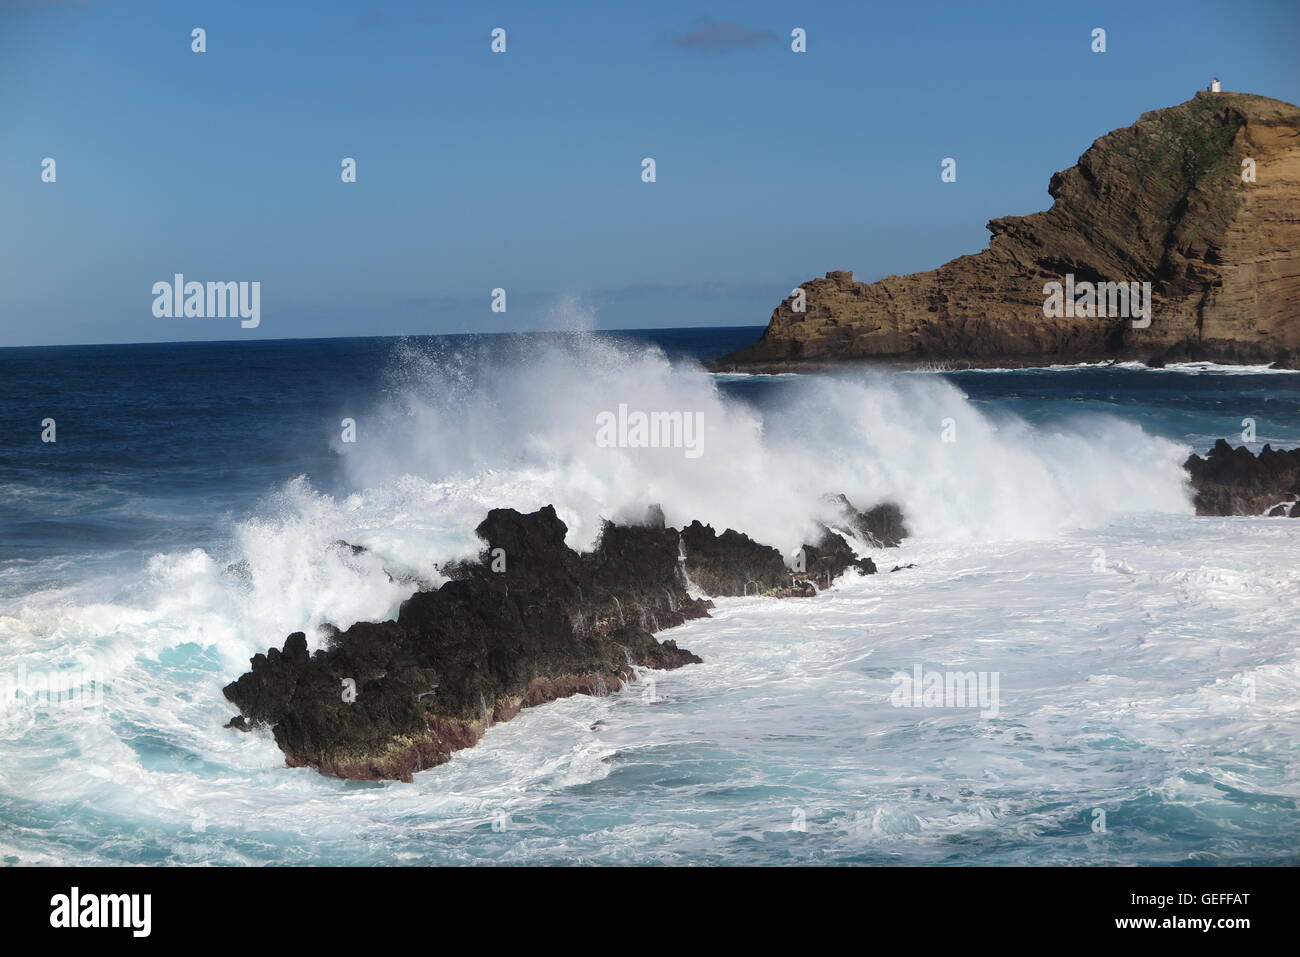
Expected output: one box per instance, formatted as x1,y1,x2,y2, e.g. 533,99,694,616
1,327,1298,866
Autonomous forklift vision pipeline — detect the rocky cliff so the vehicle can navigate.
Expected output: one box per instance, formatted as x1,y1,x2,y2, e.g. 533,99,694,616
719,92,1300,369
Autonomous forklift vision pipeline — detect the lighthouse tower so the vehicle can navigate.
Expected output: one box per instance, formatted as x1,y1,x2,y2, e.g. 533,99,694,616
1209,77,1222,93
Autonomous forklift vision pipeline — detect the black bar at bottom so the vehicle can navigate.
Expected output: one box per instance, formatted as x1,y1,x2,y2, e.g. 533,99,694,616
0,865,1285,943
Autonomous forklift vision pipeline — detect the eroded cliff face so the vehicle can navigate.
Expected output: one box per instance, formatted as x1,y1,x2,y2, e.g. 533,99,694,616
721,92,1300,368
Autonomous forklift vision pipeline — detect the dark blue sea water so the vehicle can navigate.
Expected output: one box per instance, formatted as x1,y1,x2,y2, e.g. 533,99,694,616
2,327,1298,866
0,329,761,570
4,328,1298,573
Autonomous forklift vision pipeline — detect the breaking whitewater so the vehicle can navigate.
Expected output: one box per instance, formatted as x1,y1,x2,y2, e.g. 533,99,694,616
2,332,1297,866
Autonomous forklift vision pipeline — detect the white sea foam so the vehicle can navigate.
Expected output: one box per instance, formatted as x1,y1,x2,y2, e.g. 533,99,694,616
5,333,1289,867
334,334,1194,554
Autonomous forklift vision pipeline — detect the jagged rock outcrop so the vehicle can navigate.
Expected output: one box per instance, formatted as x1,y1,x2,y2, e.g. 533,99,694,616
224,506,709,781
825,494,909,548
225,499,904,780
718,92,1300,369
679,501,891,597
679,520,789,596
1185,439,1300,515
799,529,877,585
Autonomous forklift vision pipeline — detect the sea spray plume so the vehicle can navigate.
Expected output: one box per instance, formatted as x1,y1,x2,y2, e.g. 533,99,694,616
338,334,1192,554
181,332,1195,673
542,293,598,332
225,477,417,645
172,330,1194,675
765,372,1195,540
339,332,822,552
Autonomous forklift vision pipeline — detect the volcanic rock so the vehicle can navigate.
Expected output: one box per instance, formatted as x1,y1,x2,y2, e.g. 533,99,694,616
226,501,906,780
224,506,708,781
800,529,878,584
678,520,789,596
1184,439,1300,515
825,494,909,547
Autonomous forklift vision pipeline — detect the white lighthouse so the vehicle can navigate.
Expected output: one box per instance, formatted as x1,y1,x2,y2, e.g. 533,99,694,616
1209,77,1222,93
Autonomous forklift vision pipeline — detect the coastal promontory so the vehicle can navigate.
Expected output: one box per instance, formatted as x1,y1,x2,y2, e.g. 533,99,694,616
717,92,1300,370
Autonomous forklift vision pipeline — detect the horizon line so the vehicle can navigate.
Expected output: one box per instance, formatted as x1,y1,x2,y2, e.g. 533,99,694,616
0,322,769,352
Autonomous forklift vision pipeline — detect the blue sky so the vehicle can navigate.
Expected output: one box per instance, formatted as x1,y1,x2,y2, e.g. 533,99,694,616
2,0,1297,346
